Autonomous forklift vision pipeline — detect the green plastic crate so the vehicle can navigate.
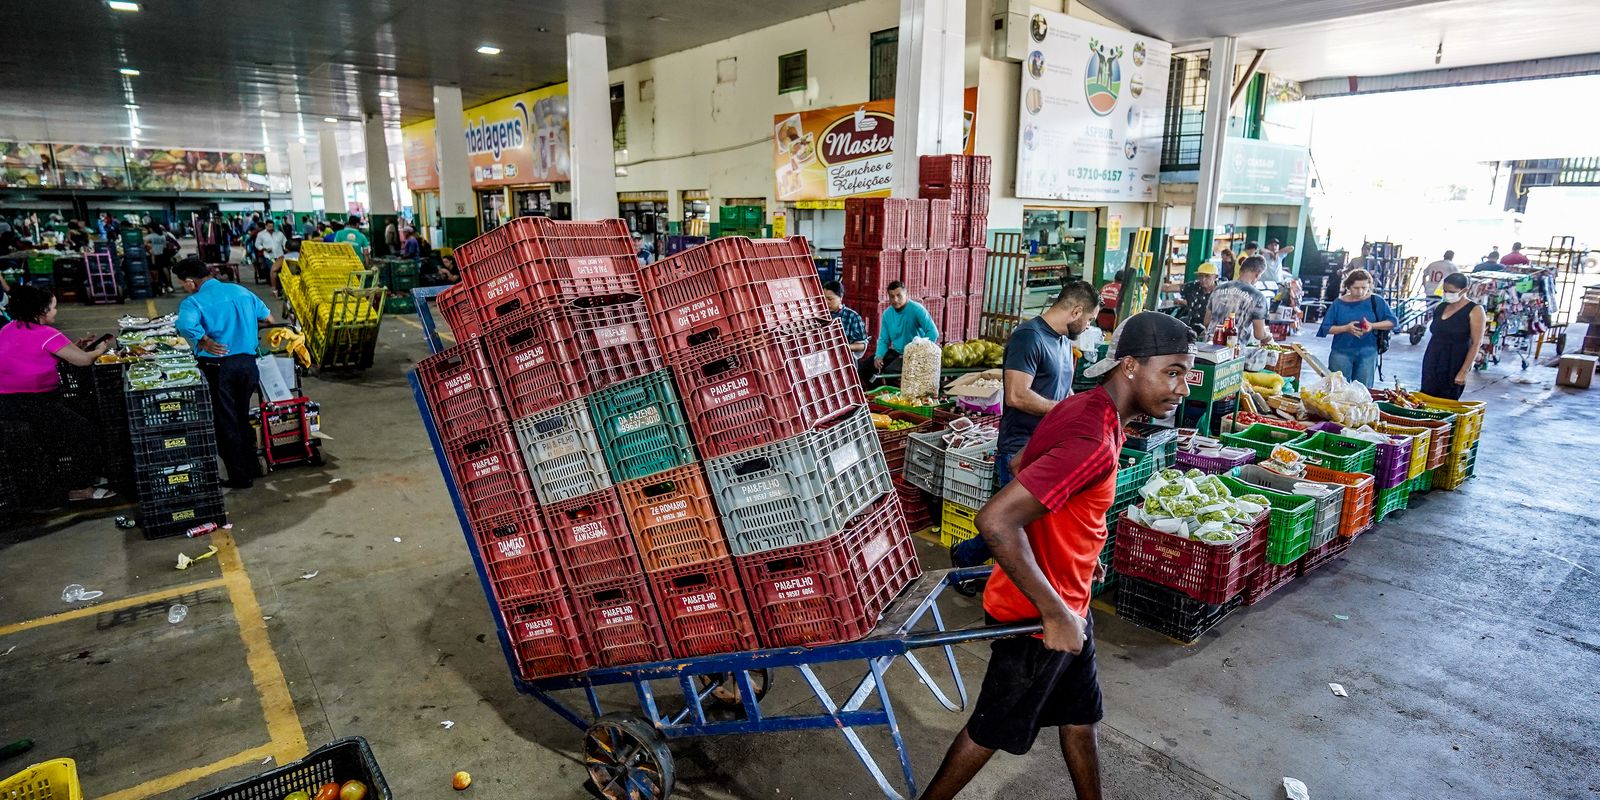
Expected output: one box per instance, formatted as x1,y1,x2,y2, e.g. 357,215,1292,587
1375,483,1410,520
1219,474,1316,565
1409,469,1434,493
587,370,697,483
383,295,416,314
26,252,55,275
1379,401,1457,425
1287,431,1378,474
1108,447,1156,522
1221,423,1306,461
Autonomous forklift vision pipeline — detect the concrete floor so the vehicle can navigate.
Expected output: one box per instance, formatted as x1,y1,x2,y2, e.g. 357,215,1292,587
2,278,1598,800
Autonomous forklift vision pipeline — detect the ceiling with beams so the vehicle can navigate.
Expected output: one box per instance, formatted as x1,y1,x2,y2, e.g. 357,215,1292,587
1080,0,1600,81
0,0,849,154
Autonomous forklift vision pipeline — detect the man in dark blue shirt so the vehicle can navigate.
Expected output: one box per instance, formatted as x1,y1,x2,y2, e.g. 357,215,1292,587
952,281,1097,570
822,280,868,356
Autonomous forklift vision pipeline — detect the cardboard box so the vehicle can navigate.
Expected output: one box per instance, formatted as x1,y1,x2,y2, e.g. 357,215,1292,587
1558,354,1597,389
945,369,1004,414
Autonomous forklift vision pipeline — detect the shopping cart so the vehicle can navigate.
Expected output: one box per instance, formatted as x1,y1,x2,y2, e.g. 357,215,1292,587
408,285,1042,800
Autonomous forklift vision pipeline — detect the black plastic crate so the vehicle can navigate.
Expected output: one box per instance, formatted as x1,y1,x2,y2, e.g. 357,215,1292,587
187,737,391,800
1113,575,1241,644
134,457,221,503
139,490,227,539
126,381,213,430
131,424,219,469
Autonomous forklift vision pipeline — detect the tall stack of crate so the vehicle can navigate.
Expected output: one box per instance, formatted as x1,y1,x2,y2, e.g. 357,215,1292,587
125,376,228,538
840,155,993,348
282,242,385,369
643,236,920,650
120,228,152,300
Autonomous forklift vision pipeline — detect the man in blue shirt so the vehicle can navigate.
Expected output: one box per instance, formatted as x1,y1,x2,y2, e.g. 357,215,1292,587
859,281,939,385
174,257,274,489
822,280,868,357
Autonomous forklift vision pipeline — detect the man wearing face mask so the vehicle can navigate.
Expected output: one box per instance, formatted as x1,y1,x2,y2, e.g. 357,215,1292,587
951,281,1097,570
1420,273,1486,399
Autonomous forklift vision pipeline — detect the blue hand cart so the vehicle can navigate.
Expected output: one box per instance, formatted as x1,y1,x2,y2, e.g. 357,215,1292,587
407,286,1039,799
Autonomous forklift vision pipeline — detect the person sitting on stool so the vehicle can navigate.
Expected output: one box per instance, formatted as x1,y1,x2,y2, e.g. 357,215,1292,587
173,257,274,489
858,281,938,385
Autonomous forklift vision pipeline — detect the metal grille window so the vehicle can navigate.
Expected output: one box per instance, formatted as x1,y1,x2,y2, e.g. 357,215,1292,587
1161,53,1209,172
778,51,807,94
870,29,898,101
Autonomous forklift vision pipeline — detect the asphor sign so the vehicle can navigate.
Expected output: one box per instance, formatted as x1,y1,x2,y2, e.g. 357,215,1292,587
772,88,977,202
1014,8,1171,203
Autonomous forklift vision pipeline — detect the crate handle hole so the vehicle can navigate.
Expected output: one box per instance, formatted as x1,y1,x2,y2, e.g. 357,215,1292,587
670,573,710,591
641,479,678,498
699,355,738,378
732,457,773,477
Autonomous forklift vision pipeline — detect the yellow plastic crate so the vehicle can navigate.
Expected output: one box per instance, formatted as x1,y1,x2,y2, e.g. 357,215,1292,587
1414,393,1484,451
297,241,365,273
1,759,82,800
1375,421,1431,480
939,499,980,548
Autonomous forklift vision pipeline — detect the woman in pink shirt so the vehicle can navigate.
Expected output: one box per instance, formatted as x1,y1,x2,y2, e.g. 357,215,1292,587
0,285,116,501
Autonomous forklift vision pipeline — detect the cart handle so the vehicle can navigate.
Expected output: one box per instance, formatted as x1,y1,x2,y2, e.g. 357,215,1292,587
904,622,1042,649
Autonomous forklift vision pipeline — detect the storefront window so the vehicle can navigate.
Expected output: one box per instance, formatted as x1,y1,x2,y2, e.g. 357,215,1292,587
1022,207,1095,285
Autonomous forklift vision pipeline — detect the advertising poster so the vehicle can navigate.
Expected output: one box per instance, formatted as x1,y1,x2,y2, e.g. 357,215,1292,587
126,148,196,190
1014,8,1170,203
0,142,54,187
1219,139,1309,205
772,87,979,202
53,144,129,189
125,148,267,191
465,84,570,187
402,121,439,191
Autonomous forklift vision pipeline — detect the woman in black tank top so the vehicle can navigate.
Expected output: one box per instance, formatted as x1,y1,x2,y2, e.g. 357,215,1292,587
1420,273,1486,400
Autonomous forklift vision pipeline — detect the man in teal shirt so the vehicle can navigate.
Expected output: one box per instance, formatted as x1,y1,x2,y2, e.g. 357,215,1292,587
859,280,939,385
174,257,274,489
329,215,370,253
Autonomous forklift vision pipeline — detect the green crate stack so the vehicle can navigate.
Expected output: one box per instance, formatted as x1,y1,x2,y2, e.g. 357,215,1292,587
1409,468,1434,493
383,295,417,314
716,205,765,237
1219,475,1316,565
587,370,697,483
1287,431,1378,474
26,252,55,276
1375,483,1411,520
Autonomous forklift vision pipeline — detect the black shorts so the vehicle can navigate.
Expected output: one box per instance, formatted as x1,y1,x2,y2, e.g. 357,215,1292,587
967,613,1103,755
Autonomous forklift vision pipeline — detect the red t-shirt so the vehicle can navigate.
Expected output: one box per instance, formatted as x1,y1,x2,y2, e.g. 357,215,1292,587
983,386,1124,622
1499,251,1529,266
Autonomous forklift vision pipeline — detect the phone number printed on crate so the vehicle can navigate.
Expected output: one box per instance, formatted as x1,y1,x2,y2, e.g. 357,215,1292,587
677,591,727,615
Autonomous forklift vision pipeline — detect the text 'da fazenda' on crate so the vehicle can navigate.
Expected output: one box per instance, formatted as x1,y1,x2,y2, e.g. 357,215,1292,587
571,575,670,668
587,370,697,484
735,492,921,648
617,464,730,572
511,399,612,505
647,557,758,658
541,488,645,588
672,317,864,460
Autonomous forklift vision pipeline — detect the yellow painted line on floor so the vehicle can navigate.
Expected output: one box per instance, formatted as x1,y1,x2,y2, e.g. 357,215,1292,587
214,530,309,763
145,298,157,317
99,743,276,800
0,577,227,638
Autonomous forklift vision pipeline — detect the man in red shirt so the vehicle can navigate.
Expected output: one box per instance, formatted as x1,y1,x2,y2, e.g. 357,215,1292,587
1498,241,1530,267
919,313,1196,800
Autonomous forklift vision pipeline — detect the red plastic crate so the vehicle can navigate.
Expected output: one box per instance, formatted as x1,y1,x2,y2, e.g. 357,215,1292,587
919,154,970,186
527,217,635,257
672,317,864,459
941,295,967,341
919,296,945,340
1243,559,1296,605
961,214,988,248
617,465,730,572
844,198,913,249
418,339,508,442
436,283,481,340
842,248,904,306
1297,535,1352,577
904,200,929,249
927,199,954,249
542,488,644,588
461,245,537,325
920,182,972,216
473,505,564,604
924,250,948,293
965,298,982,340
453,221,514,270
571,575,670,667
484,310,589,419
648,557,758,657
969,187,990,218
736,492,920,648
501,591,590,679
641,237,828,361
969,247,989,293
443,423,535,521
1112,508,1267,605
862,300,893,349
901,250,930,296
970,155,991,185
894,477,935,531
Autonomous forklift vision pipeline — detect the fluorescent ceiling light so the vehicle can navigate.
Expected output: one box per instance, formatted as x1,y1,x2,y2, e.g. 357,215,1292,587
108,1,140,11
378,90,397,98
119,67,140,76
131,128,142,135
124,103,139,109
298,137,307,144
323,117,337,122
476,45,501,55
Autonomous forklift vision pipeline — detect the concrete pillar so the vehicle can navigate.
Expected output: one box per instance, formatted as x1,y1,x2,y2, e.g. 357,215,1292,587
364,114,398,255
433,85,477,247
889,0,966,197
566,32,619,220
288,142,313,227
1187,36,1238,278
319,123,347,221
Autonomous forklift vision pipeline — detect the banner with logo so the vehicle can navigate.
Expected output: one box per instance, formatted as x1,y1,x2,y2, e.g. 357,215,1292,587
402,121,438,191
1014,8,1170,203
1219,138,1309,205
772,88,978,202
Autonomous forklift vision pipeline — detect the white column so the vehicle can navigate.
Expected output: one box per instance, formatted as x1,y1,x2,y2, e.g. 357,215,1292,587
287,142,313,213
319,123,346,216
566,32,619,219
363,114,396,217
1191,36,1238,240
433,85,474,224
889,0,966,197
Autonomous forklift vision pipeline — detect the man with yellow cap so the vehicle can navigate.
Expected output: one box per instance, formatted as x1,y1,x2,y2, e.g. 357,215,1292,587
1175,261,1220,336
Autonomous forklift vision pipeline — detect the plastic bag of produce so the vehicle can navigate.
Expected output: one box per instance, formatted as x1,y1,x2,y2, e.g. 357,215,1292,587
901,336,943,399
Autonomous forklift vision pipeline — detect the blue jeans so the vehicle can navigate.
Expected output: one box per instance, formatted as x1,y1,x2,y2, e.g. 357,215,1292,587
1327,348,1378,387
950,445,1018,567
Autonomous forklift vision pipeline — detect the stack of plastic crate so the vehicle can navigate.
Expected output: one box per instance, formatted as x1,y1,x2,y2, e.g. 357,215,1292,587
120,228,153,299
918,155,992,342
642,235,921,649
84,249,122,304
841,190,975,346
287,242,385,369
125,376,228,539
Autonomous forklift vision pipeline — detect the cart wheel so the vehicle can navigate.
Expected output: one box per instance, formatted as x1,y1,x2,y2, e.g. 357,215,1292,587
695,669,771,709
584,712,674,800
309,446,325,467
1557,332,1567,357
1408,327,1425,346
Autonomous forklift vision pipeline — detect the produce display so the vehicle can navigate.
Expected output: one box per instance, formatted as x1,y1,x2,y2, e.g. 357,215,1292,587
1243,370,1286,396
871,413,920,432
126,357,202,390
277,779,367,800
1300,372,1379,427
1126,467,1270,544
941,339,1004,368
